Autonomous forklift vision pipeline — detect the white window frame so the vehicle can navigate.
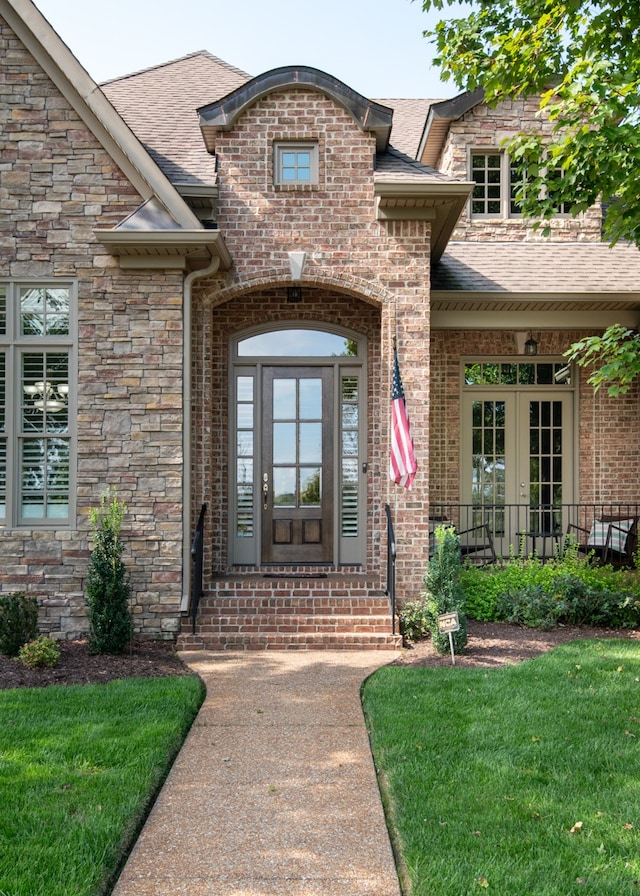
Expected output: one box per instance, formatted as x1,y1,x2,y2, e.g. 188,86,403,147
274,141,319,186
469,149,530,219
0,281,76,529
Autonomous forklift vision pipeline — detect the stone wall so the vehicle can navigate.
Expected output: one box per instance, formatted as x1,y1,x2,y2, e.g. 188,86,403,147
439,95,602,242
0,17,186,639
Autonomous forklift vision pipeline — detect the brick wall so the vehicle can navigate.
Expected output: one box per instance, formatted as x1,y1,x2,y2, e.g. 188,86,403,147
0,18,186,638
191,88,433,602
430,329,640,508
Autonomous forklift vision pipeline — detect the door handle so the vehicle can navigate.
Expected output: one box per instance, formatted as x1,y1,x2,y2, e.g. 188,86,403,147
263,473,269,510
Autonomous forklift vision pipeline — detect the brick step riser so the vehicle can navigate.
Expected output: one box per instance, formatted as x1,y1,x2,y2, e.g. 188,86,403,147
192,616,394,633
199,595,390,609
177,632,403,651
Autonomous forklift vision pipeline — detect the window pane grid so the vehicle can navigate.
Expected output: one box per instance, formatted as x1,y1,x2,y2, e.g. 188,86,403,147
235,375,254,538
275,143,318,186
471,153,502,215
2,284,73,527
341,376,359,537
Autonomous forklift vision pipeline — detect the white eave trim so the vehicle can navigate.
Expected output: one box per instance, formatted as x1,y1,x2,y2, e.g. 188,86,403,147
94,229,233,271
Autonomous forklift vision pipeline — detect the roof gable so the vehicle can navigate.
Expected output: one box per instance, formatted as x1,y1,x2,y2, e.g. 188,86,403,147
198,66,393,153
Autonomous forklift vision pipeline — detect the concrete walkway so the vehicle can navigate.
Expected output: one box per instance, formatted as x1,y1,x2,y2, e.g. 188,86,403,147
111,650,403,896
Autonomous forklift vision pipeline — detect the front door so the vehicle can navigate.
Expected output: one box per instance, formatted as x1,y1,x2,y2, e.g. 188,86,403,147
261,366,334,563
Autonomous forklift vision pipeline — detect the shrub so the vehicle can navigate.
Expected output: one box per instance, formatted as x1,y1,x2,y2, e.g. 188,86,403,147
18,635,61,669
86,490,132,655
398,599,431,643
462,547,640,630
422,526,468,653
0,592,39,657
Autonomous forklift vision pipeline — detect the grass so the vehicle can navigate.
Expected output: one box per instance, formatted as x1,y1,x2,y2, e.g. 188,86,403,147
363,638,640,896
0,675,204,896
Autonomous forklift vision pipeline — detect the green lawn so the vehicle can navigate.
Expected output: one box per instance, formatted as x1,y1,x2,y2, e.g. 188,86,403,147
363,638,640,896
0,675,204,896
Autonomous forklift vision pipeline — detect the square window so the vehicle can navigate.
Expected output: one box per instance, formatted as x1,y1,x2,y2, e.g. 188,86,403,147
274,143,318,186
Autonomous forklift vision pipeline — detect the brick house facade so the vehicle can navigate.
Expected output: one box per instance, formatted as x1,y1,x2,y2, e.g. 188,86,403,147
1,0,639,645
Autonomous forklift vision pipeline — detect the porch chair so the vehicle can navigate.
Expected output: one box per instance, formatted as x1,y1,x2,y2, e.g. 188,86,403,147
565,514,638,567
457,522,496,565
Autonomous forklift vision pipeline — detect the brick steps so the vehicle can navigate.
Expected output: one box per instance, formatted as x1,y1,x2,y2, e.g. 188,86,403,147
177,577,402,651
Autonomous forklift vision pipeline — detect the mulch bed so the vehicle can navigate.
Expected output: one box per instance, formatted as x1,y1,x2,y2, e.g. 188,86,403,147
0,639,193,690
1,622,638,688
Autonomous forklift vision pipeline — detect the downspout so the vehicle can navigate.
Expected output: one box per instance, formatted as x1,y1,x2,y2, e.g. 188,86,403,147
181,256,221,612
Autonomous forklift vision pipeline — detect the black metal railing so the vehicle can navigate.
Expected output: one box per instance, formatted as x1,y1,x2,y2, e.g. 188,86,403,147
429,503,640,563
190,503,207,634
384,503,397,634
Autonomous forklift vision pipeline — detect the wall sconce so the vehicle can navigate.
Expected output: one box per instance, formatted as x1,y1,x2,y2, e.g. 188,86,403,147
24,381,68,412
287,286,302,303
524,334,538,356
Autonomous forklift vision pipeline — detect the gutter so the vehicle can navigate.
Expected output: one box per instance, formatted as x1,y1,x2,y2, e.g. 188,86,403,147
180,257,221,613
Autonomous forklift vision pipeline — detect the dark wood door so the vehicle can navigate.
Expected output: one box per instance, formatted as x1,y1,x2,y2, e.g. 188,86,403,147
261,367,333,563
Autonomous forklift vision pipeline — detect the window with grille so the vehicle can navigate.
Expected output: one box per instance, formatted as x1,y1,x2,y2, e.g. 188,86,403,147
274,142,318,186
0,283,75,527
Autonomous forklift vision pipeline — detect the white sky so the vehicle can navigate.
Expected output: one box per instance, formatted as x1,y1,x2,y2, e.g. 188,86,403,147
33,0,471,99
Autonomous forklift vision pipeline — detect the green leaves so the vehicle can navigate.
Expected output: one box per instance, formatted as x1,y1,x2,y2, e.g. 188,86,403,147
565,324,640,395
419,0,640,247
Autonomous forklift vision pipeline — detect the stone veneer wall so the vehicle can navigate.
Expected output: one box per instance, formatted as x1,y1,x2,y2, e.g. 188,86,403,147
439,95,602,242
0,18,186,639
190,87,434,603
430,330,640,507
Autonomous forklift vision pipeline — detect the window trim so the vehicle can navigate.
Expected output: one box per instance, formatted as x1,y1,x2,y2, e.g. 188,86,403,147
273,141,319,187
0,280,77,529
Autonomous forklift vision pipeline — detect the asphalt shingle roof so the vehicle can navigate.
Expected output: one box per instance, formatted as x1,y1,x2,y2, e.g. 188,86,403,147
432,241,640,293
375,98,439,157
102,51,251,186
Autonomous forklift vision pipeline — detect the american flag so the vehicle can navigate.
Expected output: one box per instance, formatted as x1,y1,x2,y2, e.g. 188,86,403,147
390,347,417,489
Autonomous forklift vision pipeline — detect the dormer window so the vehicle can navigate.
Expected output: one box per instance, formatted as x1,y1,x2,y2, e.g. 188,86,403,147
274,142,318,186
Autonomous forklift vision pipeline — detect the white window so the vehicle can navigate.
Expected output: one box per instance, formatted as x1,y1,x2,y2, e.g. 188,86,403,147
274,142,318,186
471,151,531,218
0,283,75,527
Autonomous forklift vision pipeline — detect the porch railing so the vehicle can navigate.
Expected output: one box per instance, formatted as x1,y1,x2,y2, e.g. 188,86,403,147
429,503,640,563
384,503,397,634
190,503,207,634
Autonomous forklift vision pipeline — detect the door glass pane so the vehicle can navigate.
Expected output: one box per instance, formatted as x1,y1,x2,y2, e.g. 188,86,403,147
341,376,359,537
299,379,321,419
299,467,321,506
273,379,296,419
235,375,254,537
274,423,296,463
528,400,563,533
299,423,321,463
273,467,296,506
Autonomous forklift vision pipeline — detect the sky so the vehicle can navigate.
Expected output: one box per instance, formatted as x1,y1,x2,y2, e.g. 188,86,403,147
33,0,471,99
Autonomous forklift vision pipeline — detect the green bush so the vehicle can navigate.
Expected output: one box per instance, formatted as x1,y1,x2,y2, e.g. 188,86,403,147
18,635,61,669
461,545,640,630
0,592,39,657
422,526,468,653
398,599,432,643
86,490,132,655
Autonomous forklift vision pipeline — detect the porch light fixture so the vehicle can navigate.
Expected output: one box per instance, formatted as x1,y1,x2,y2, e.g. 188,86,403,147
524,334,538,356
287,286,303,303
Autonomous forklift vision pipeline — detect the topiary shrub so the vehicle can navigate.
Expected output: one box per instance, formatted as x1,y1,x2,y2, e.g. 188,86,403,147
0,592,39,657
422,526,468,654
18,635,61,669
86,490,132,655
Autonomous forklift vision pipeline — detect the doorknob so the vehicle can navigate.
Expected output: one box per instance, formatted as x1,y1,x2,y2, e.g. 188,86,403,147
263,473,269,511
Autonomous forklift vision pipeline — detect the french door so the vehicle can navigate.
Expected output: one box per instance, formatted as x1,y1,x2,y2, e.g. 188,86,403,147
261,367,333,563
462,391,574,555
